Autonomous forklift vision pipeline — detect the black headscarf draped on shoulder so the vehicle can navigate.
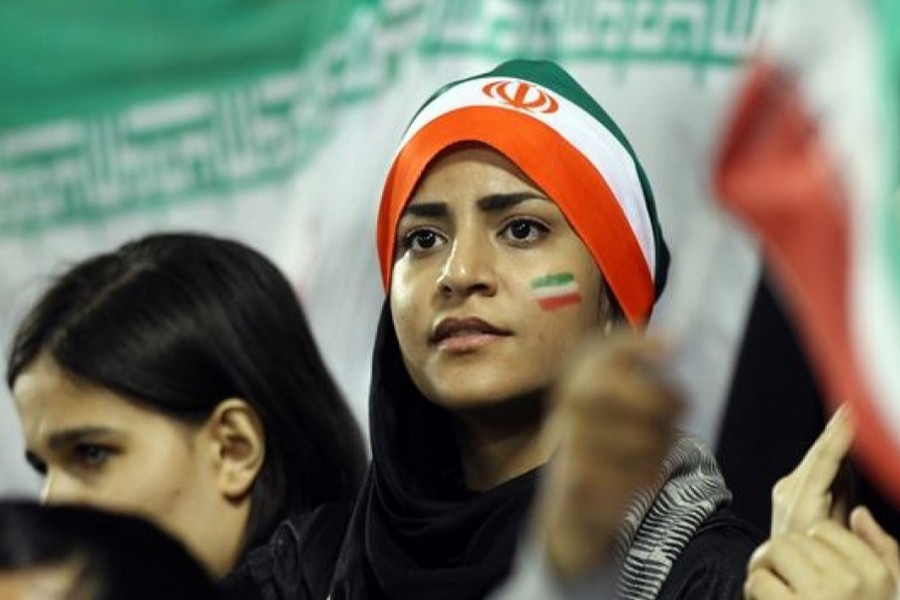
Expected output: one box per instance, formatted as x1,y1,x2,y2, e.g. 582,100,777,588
329,303,537,600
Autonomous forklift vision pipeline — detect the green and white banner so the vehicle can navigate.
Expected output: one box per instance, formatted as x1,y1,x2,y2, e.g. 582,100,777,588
0,0,767,494
856,0,900,502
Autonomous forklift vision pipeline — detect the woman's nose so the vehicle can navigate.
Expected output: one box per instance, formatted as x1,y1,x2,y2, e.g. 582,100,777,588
435,235,498,298
41,472,85,506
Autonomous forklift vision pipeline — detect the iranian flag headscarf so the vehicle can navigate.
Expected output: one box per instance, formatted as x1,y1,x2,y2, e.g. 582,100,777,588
376,59,670,324
717,0,900,503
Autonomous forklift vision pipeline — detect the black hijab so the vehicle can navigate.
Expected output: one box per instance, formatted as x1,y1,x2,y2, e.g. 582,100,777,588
329,303,538,600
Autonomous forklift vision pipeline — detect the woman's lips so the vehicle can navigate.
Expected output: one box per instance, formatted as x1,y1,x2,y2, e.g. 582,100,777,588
437,332,507,353
431,317,511,353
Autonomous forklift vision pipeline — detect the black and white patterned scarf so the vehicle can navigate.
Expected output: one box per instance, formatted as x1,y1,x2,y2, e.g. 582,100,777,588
614,434,731,599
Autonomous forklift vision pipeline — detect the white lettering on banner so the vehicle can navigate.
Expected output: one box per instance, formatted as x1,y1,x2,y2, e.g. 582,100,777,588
0,0,763,236
417,0,758,68
0,82,325,234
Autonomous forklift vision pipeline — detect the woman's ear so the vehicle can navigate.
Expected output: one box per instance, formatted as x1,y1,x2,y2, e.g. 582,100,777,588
603,319,614,337
205,399,265,501
597,280,615,335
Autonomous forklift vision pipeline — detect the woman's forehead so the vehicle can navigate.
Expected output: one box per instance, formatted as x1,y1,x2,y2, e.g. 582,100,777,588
426,145,531,178
13,355,157,438
410,146,548,204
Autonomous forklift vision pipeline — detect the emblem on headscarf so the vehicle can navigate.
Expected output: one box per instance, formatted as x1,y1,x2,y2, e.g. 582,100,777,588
481,80,559,114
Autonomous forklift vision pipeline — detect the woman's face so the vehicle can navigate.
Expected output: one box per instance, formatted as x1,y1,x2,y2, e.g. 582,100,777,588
12,354,245,578
390,146,608,412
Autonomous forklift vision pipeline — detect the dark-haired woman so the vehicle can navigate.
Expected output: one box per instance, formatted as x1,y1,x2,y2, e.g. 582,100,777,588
7,232,367,600
0,500,220,600
328,60,758,599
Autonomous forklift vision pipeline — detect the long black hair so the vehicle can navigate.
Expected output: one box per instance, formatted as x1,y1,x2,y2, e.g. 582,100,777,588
6,232,367,551
0,500,220,599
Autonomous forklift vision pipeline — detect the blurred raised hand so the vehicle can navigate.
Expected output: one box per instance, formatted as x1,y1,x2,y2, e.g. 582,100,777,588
744,518,897,600
746,407,900,599
770,406,853,536
536,330,683,580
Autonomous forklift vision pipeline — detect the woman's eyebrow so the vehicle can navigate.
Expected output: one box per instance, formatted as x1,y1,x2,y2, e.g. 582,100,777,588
401,202,447,218
46,426,117,451
476,192,548,212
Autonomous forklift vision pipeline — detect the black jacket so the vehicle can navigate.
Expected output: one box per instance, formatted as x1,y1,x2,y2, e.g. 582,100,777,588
220,503,352,600
657,507,760,599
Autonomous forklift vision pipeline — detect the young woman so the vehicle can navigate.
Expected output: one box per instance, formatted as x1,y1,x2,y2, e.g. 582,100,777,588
328,60,758,599
6,233,367,599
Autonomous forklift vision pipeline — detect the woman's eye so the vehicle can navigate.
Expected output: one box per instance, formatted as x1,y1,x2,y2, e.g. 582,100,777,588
73,445,113,470
501,219,549,244
402,229,445,253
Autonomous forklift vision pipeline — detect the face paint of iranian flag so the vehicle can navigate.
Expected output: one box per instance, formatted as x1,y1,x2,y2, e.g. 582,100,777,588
531,272,582,311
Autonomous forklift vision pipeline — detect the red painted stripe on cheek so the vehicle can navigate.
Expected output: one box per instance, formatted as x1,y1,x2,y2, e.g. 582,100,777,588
537,293,583,311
